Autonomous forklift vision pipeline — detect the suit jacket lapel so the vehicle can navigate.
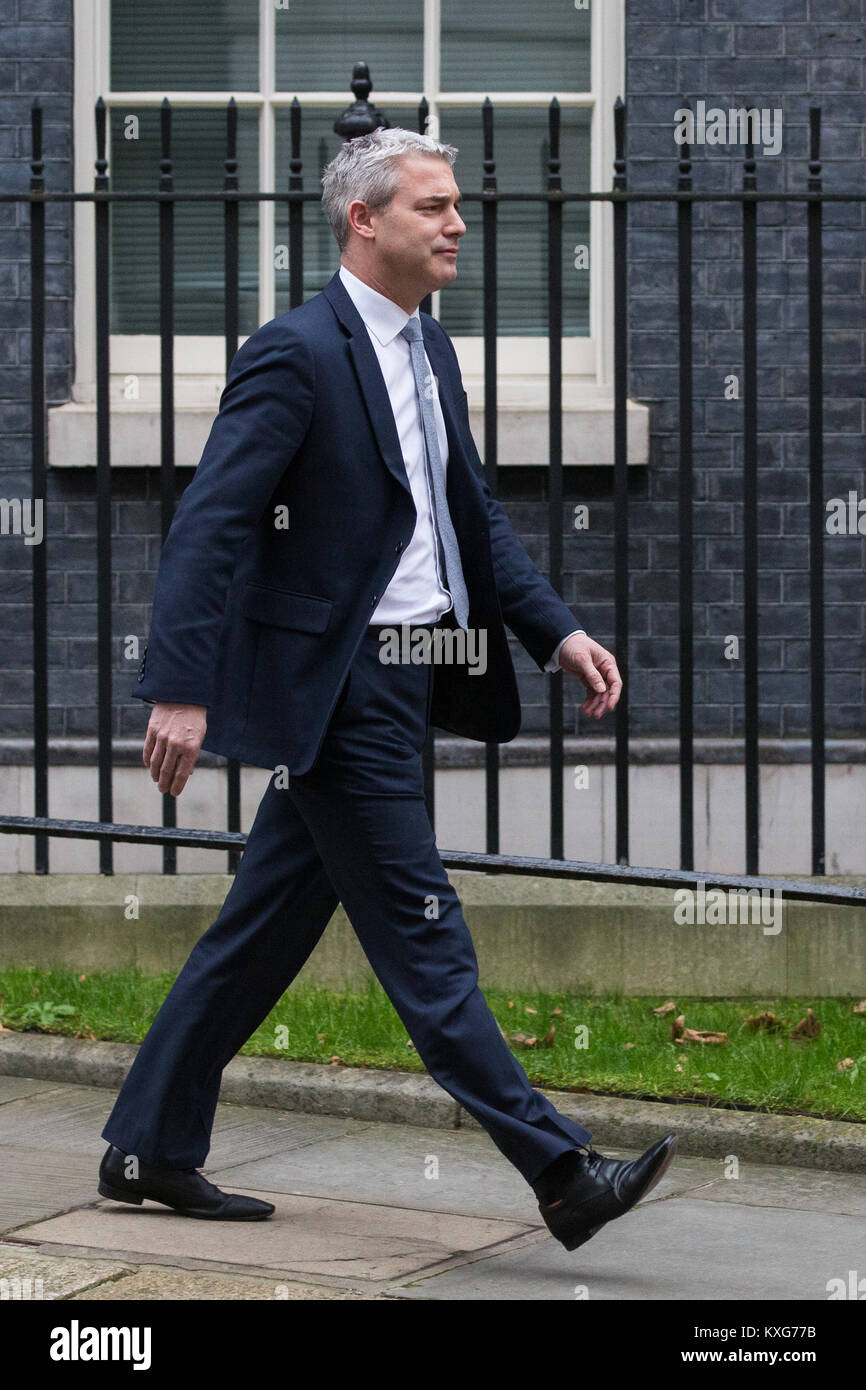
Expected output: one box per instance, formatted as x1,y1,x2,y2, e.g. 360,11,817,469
322,270,479,512
322,272,413,500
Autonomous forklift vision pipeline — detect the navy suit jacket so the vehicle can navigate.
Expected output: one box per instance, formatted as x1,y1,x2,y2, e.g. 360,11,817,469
133,269,583,774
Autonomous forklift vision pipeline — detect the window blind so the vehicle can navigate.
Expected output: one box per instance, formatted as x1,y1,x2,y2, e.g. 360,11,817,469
109,107,260,335
111,0,259,91
274,0,423,91
440,0,591,92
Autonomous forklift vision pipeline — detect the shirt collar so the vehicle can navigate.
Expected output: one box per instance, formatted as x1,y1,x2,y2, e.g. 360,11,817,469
338,263,421,347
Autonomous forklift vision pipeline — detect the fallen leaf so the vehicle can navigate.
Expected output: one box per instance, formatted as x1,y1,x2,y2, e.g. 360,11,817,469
622,1041,635,1049
853,1000,866,1015
78,974,87,982
837,1058,855,1071
405,1041,415,1050
744,1011,787,1032
507,1001,514,1009
329,1055,342,1065
525,1006,537,1015
791,1008,821,1042
316,1033,326,1044
552,1007,563,1017
671,1014,727,1044
541,1025,556,1046
674,1063,683,1072
654,1001,676,1016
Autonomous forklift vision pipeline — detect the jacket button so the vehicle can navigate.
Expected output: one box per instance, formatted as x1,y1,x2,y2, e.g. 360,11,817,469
394,541,404,552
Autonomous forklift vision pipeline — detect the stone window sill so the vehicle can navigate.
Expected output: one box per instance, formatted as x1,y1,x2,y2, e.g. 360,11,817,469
48,390,650,469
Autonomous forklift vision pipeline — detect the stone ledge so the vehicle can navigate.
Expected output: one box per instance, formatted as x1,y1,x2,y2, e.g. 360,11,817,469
1,871,864,995
2,736,865,768
47,397,651,469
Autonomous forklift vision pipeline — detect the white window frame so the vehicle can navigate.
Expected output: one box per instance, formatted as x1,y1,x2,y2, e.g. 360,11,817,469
60,0,647,467
72,0,624,398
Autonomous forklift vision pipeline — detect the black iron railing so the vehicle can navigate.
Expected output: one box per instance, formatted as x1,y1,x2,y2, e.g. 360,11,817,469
2,90,864,911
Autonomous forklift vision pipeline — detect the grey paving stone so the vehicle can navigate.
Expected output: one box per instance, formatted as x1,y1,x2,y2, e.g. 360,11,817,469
202,1104,373,1171
0,1083,362,1168
0,1083,116,1156
0,1144,101,1234
208,1122,535,1220
10,1194,534,1282
392,1197,866,1301
0,1243,132,1299
0,1077,63,1105
688,1163,866,1218
69,1266,382,1300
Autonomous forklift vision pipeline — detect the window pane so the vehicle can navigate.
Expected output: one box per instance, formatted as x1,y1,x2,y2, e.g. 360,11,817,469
111,0,259,91
441,0,591,91
438,107,590,336
273,106,420,314
275,0,423,91
109,107,260,335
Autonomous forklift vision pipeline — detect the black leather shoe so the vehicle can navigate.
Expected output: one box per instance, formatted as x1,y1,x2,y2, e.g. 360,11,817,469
97,1145,275,1220
538,1132,678,1251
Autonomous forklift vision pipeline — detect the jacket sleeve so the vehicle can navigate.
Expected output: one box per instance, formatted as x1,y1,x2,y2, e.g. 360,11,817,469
133,321,316,707
434,333,584,672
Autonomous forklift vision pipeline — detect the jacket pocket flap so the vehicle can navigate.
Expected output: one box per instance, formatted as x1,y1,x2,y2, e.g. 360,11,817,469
240,583,333,633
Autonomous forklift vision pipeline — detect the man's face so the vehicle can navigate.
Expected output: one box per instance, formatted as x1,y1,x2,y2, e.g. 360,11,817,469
347,154,466,301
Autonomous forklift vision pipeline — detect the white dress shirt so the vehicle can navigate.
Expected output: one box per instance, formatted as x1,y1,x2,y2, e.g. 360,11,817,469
338,263,582,670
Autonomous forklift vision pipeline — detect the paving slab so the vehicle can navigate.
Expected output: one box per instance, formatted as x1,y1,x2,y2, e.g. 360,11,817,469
0,1076,64,1105
209,1121,723,1222
0,1083,121,1157
0,1144,106,1235
691,1164,866,1218
208,1122,536,1220
393,1198,866,1301
0,1082,369,1167
10,1194,534,1282
68,1266,383,1300
0,1243,133,1299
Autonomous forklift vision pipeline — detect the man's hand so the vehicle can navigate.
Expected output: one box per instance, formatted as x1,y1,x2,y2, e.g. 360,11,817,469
143,702,208,797
557,633,623,720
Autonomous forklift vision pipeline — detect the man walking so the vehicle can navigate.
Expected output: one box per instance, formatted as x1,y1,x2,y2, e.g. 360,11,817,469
99,127,676,1253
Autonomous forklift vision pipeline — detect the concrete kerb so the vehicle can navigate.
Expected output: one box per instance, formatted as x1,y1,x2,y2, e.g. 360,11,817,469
1,1031,864,1175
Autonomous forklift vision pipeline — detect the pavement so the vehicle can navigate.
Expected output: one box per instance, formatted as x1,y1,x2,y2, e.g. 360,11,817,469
1,1072,865,1301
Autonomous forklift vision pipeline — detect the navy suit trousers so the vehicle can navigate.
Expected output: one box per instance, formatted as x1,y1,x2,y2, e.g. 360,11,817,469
101,626,592,1186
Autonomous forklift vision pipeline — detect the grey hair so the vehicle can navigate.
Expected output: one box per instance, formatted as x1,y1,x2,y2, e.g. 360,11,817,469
321,126,458,252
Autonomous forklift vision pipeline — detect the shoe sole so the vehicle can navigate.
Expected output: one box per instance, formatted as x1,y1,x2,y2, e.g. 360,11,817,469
549,1134,679,1252
97,1179,274,1220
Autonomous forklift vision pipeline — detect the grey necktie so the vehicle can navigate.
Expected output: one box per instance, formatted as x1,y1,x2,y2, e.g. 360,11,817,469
400,317,470,629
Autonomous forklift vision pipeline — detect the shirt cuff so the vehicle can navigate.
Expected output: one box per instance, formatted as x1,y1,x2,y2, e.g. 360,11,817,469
544,628,586,672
